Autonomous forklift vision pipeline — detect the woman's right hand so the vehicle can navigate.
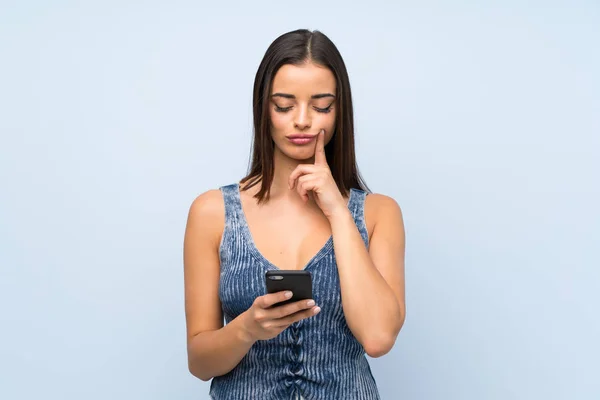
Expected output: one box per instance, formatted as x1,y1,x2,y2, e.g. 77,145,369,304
240,291,321,342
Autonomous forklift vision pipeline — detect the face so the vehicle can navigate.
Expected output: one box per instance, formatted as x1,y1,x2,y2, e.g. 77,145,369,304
269,62,337,161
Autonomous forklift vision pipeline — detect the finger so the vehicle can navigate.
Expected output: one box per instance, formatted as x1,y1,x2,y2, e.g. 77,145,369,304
273,306,321,327
314,129,326,166
258,290,293,309
296,175,312,201
297,176,318,203
288,164,317,189
268,298,316,319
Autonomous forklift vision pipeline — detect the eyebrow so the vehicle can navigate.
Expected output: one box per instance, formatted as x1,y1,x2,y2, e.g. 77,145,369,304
271,92,336,99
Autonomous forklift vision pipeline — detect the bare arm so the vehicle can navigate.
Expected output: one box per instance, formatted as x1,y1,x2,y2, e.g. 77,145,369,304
183,190,255,381
329,194,406,358
183,190,320,381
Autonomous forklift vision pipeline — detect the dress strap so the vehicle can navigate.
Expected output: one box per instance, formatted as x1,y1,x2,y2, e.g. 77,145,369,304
348,188,369,248
219,183,244,226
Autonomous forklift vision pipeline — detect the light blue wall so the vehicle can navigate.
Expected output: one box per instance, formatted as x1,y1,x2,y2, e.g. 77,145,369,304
1,1,598,399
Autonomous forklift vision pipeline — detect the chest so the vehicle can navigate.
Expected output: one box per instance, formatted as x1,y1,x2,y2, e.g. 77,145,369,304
242,200,333,271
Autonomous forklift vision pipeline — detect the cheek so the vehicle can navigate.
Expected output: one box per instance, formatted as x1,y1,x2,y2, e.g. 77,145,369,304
269,110,289,131
320,111,336,135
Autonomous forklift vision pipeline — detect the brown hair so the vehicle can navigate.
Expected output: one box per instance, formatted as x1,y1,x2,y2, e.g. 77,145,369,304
240,29,369,202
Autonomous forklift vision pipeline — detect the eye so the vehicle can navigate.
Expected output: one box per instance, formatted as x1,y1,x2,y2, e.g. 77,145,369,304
274,105,292,113
273,104,333,113
314,105,333,114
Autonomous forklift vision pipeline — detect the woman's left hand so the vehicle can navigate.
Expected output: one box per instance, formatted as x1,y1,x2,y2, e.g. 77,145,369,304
288,130,348,219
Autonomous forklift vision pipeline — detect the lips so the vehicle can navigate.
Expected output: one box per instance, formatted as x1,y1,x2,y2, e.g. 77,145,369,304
286,134,317,145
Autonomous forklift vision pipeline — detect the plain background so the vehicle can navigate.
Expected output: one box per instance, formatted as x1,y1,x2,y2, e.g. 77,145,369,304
1,1,598,399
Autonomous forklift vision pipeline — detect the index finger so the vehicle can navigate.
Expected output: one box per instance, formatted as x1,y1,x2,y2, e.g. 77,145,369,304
259,290,293,308
314,129,326,166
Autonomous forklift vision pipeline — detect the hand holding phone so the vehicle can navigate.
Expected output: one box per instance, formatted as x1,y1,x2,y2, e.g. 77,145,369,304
238,271,320,342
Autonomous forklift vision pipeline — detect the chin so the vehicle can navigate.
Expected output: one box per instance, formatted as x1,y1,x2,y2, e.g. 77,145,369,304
288,151,314,162
280,146,314,161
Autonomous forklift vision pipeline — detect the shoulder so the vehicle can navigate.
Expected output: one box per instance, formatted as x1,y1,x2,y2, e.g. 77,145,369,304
363,192,404,234
365,192,402,212
188,189,225,219
185,189,226,245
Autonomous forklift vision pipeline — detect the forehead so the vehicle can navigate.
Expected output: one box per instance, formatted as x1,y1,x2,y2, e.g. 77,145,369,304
271,62,336,95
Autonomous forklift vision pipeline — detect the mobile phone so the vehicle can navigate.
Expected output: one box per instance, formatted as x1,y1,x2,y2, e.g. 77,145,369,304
265,270,313,307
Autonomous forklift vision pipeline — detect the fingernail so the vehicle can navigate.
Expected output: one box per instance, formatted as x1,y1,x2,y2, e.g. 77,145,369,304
313,307,321,314
284,291,293,298
307,300,315,307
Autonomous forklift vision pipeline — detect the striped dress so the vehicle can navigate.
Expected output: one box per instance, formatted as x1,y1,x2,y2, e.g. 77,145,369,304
209,183,380,400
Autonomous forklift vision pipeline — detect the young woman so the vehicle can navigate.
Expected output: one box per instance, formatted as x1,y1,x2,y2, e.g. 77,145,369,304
183,29,406,400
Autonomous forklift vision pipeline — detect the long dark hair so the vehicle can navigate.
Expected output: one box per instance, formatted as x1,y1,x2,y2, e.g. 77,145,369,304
240,29,369,203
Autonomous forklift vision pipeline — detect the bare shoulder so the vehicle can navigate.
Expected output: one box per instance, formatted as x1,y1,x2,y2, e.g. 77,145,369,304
186,189,225,244
189,189,225,218
364,192,404,232
365,192,403,214
183,188,227,340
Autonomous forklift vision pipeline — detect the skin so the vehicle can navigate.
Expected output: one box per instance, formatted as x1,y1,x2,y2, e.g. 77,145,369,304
183,61,406,381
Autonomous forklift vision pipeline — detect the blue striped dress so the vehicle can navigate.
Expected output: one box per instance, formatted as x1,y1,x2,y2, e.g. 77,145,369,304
209,183,380,400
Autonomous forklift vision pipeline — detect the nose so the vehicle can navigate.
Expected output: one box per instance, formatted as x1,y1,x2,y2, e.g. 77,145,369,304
293,105,311,131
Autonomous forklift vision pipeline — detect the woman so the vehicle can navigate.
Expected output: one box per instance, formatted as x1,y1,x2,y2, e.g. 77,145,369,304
183,29,406,400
